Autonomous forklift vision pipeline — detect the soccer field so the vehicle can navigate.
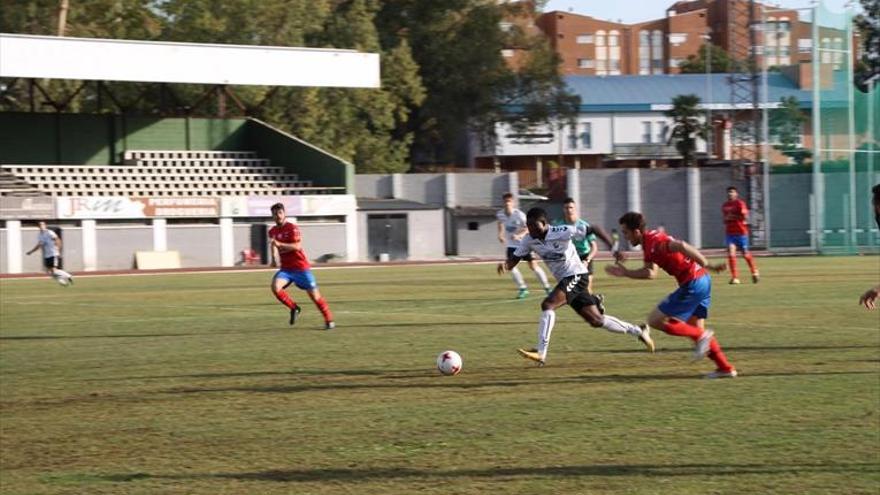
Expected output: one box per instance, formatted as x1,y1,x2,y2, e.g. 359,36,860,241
1,256,878,494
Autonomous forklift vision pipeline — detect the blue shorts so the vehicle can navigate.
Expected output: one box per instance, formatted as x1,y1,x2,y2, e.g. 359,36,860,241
658,275,711,321
273,269,318,291
725,234,750,252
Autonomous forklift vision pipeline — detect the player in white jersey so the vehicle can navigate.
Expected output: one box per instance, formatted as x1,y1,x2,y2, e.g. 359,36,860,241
498,207,654,366
26,221,74,286
496,192,551,299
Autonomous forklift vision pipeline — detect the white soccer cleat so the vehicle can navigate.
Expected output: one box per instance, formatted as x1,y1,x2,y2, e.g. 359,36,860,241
692,329,714,361
638,324,655,353
705,369,738,379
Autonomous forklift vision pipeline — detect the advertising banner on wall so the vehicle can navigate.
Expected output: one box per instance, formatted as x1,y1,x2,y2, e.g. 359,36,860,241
0,196,55,219
220,195,356,217
55,197,219,219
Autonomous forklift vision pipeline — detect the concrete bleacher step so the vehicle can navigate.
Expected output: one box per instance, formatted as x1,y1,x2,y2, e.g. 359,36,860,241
123,150,258,161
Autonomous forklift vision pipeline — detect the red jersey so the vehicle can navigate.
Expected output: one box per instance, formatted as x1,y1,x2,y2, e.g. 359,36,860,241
642,229,706,285
268,222,310,271
722,199,749,235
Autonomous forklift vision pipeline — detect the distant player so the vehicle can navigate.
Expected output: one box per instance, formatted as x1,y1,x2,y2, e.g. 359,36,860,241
606,212,737,378
498,207,654,366
25,221,73,286
496,192,551,299
553,197,615,293
722,186,759,284
268,203,335,330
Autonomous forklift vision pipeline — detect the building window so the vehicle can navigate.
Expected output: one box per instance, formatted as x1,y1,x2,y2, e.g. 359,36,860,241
596,30,606,47
821,37,832,63
798,38,812,53
669,33,688,45
582,123,592,149
577,58,594,68
609,59,621,71
669,58,684,68
501,49,514,58
657,122,668,143
609,30,619,47
639,30,650,75
651,30,663,74
467,221,479,231
642,122,653,143
576,34,594,44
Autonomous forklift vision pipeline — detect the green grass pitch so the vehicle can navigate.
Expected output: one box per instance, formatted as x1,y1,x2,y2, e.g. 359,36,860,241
1,256,878,494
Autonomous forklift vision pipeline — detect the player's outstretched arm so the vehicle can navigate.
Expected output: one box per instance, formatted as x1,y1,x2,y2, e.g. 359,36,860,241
668,239,726,273
592,225,615,251
497,254,523,275
859,285,880,310
605,261,657,279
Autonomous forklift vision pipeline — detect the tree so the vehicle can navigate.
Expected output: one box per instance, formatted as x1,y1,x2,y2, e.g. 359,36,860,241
375,0,578,164
769,96,810,165
855,0,879,89
665,94,707,167
679,43,733,74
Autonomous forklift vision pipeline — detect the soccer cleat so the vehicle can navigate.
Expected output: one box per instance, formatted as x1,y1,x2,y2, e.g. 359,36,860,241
638,324,655,353
595,293,606,314
729,278,741,285
705,368,738,379
692,329,715,361
516,288,529,300
289,304,302,325
67,276,73,286
517,348,545,367
751,272,760,284
325,321,335,330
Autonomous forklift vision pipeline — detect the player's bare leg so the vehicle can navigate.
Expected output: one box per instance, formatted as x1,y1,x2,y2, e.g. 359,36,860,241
576,303,654,352
271,276,300,325
648,309,735,377
306,288,335,330
686,316,737,378
518,289,566,366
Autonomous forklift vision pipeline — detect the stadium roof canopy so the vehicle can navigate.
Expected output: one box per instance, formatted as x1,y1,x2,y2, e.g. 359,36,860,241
0,33,380,88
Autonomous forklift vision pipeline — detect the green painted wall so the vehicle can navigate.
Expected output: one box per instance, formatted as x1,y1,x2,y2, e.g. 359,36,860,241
244,119,352,193
0,113,247,164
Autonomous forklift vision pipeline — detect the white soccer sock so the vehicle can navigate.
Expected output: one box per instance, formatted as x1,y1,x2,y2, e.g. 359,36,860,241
600,314,643,337
533,265,550,289
536,309,557,360
54,269,73,280
510,267,527,289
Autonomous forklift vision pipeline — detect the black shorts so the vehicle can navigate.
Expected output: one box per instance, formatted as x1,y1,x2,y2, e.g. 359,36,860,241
554,273,599,312
43,256,62,269
507,247,534,263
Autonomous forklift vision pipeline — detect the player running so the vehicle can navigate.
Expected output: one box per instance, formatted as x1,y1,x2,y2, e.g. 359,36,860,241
722,186,759,284
553,197,615,294
498,207,654,366
606,212,737,379
497,192,552,299
268,203,335,330
26,221,74,286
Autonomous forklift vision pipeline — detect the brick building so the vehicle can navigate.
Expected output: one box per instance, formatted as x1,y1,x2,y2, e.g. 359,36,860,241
519,0,851,76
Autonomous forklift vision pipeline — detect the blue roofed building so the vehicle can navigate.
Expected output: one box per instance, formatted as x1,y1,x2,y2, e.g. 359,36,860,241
470,71,846,174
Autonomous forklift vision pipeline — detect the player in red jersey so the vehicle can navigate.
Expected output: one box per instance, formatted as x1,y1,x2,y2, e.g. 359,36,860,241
268,203,335,330
722,186,759,284
606,212,737,378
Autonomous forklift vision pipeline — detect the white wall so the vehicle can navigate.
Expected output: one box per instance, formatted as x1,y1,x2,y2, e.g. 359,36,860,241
474,111,708,157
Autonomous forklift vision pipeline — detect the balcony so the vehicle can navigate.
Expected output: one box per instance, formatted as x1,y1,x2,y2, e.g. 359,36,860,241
611,143,681,159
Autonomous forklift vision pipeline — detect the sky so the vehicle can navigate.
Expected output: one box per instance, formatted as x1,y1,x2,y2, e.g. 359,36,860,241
541,0,862,24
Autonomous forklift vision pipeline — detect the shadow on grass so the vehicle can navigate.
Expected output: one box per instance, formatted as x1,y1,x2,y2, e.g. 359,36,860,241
96,461,880,483
159,370,879,396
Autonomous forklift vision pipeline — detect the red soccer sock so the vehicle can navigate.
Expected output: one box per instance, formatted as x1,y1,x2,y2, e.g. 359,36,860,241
727,254,739,279
707,338,735,372
314,297,334,323
661,319,704,341
273,289,297,310
743,252,758,274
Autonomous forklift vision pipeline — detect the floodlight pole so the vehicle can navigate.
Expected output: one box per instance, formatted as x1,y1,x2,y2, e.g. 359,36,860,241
846,9,857,250
760,4,772,250
811,5,823,253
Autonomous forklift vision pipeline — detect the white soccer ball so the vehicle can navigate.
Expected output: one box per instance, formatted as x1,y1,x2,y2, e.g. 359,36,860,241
436,350,462,376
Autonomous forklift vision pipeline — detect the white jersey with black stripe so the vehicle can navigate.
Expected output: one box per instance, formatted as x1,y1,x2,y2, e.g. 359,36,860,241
513,224,587,281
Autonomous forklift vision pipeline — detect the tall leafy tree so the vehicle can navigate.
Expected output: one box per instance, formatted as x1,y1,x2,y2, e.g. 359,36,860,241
665,94,707,167
769,96,810,165
855,0,879,89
